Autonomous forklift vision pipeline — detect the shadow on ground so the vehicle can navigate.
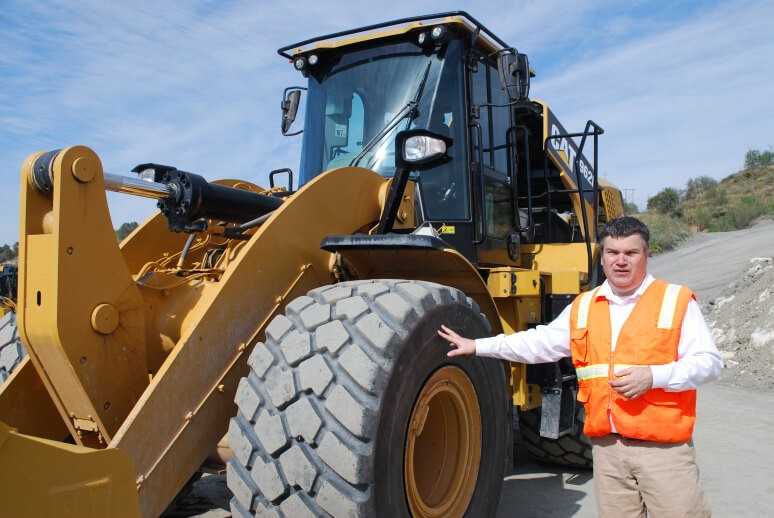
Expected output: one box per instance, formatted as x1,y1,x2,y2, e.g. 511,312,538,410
497,460,593,518
162,474,230,518
165,461,594,517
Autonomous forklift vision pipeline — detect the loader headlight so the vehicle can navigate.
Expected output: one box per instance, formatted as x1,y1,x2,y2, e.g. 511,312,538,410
293,57,306,71
395,129,453,170
403,136,447,162
430,25,447,42
307,54,319,66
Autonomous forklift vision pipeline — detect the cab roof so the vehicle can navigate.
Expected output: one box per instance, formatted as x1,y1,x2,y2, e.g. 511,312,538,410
277,11,509,60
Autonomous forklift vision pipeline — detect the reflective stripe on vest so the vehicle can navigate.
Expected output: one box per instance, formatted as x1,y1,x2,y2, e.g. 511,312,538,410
575,287,599,329
658,283,682,329
576,363,637,381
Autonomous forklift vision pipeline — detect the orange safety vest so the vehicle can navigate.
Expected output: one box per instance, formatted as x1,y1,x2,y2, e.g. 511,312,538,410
570,279,696,443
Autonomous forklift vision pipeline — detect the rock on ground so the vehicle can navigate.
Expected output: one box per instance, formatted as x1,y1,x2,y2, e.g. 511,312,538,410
704,257,774,392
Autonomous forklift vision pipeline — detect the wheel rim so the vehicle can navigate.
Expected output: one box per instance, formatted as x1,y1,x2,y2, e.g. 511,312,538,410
404,365,482,518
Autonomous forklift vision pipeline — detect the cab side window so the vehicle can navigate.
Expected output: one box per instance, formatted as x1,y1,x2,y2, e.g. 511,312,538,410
470,56,515,242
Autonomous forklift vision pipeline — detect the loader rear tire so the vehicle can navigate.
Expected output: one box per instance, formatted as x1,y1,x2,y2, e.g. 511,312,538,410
518,405,592,469
0,312,25,383
226,279,510,517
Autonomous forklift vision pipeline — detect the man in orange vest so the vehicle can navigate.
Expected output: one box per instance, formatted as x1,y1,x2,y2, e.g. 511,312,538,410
440,216,722,518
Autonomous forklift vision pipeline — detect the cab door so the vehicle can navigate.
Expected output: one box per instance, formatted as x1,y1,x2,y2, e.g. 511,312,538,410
468,54,519,266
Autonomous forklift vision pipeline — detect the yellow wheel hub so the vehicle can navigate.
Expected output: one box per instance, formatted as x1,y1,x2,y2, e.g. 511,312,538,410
404,365,482,517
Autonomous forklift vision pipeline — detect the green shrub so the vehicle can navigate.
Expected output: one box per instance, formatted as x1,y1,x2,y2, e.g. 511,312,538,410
684,176,718,201
647,187,681,215
744,149,774,169
684,206,714,230
708,196,768,231
623,201,639,214
637,212,692,254
115,221,139,241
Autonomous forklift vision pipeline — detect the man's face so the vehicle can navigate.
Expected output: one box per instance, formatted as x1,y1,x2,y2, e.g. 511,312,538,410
601,234,648,295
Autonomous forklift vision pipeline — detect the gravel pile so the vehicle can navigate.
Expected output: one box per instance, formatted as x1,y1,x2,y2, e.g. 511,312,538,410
705,257,774,392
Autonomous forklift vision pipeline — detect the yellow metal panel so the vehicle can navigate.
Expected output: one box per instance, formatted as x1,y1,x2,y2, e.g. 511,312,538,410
0,421,140,518
542,271,581,295
333,247,502,334
18,147,148,444
520,242,598,279
0,357,68,440
601,186,625,220
486,268,541,298
487,270,515,298
516,298,541,325
109,166,385,517
510,364,542,410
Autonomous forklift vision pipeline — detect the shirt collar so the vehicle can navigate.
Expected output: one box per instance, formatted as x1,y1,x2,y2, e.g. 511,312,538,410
596,274,654,304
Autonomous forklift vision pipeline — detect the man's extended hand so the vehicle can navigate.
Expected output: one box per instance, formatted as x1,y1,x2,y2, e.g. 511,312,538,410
609,366,653,399
438,325,476,357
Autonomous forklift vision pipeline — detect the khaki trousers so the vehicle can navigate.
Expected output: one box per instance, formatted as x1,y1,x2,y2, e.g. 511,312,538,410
591,435,711,518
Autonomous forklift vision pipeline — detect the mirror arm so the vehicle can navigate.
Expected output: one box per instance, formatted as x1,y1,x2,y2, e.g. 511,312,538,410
375,166,411,234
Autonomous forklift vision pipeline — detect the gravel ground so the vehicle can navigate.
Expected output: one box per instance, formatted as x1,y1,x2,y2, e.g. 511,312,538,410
704,257,774,392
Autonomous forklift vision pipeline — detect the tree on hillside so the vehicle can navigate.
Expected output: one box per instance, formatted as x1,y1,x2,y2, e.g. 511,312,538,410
116,222,139,241
0,243,18,263
647,188,680,215
685,176,718,201
624,201,639,214
744,149,774,169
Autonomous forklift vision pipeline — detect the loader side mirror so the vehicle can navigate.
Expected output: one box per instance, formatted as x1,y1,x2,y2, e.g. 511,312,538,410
395,129,453,171
281,87,305,136
497,50,531,102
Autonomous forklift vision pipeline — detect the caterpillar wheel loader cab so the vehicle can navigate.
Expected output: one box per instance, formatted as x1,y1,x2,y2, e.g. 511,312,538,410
0,11,624,518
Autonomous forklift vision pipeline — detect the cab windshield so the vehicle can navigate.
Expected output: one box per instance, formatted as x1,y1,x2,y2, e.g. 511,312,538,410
299,39,468,220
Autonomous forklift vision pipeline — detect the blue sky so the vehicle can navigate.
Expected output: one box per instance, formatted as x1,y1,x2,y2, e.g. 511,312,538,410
2,0,773,244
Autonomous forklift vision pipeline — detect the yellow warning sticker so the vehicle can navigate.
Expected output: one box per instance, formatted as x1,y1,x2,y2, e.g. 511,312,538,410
439,224,456,235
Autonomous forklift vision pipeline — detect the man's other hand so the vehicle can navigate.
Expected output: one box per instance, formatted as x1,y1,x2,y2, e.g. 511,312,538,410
438,325,476,357
609,366,653,399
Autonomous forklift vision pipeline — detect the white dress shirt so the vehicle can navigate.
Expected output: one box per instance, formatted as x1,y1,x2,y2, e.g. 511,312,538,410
475,274,722,391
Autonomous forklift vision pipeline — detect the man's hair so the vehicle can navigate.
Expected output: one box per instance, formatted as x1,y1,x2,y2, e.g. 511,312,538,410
598,216,650,247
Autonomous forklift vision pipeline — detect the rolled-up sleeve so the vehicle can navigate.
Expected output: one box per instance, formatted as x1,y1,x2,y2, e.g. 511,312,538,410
475,305,573,363
650,300,723,391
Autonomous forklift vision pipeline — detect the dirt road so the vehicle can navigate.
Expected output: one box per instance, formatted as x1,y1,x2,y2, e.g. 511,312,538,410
174,220,774,517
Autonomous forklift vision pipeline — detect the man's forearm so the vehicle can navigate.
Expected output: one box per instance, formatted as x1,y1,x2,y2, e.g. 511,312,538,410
650,350,722,391
475,307,572,363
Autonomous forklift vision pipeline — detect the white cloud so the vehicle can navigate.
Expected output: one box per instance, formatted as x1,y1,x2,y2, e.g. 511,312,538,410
533,0,774,208
0,1,771,242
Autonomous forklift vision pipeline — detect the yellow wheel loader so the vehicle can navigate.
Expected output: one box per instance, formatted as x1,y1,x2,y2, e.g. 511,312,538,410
0,11,624,517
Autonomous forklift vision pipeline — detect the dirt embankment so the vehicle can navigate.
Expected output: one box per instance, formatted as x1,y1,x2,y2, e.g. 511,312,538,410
649,219,774,393
705,257,774,392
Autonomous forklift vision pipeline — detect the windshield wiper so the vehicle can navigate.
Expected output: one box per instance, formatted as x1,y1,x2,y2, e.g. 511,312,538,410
350,60,433,168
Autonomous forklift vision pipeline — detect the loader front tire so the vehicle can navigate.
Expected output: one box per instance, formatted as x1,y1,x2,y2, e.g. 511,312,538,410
226,279,510,517
0,312,25,383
